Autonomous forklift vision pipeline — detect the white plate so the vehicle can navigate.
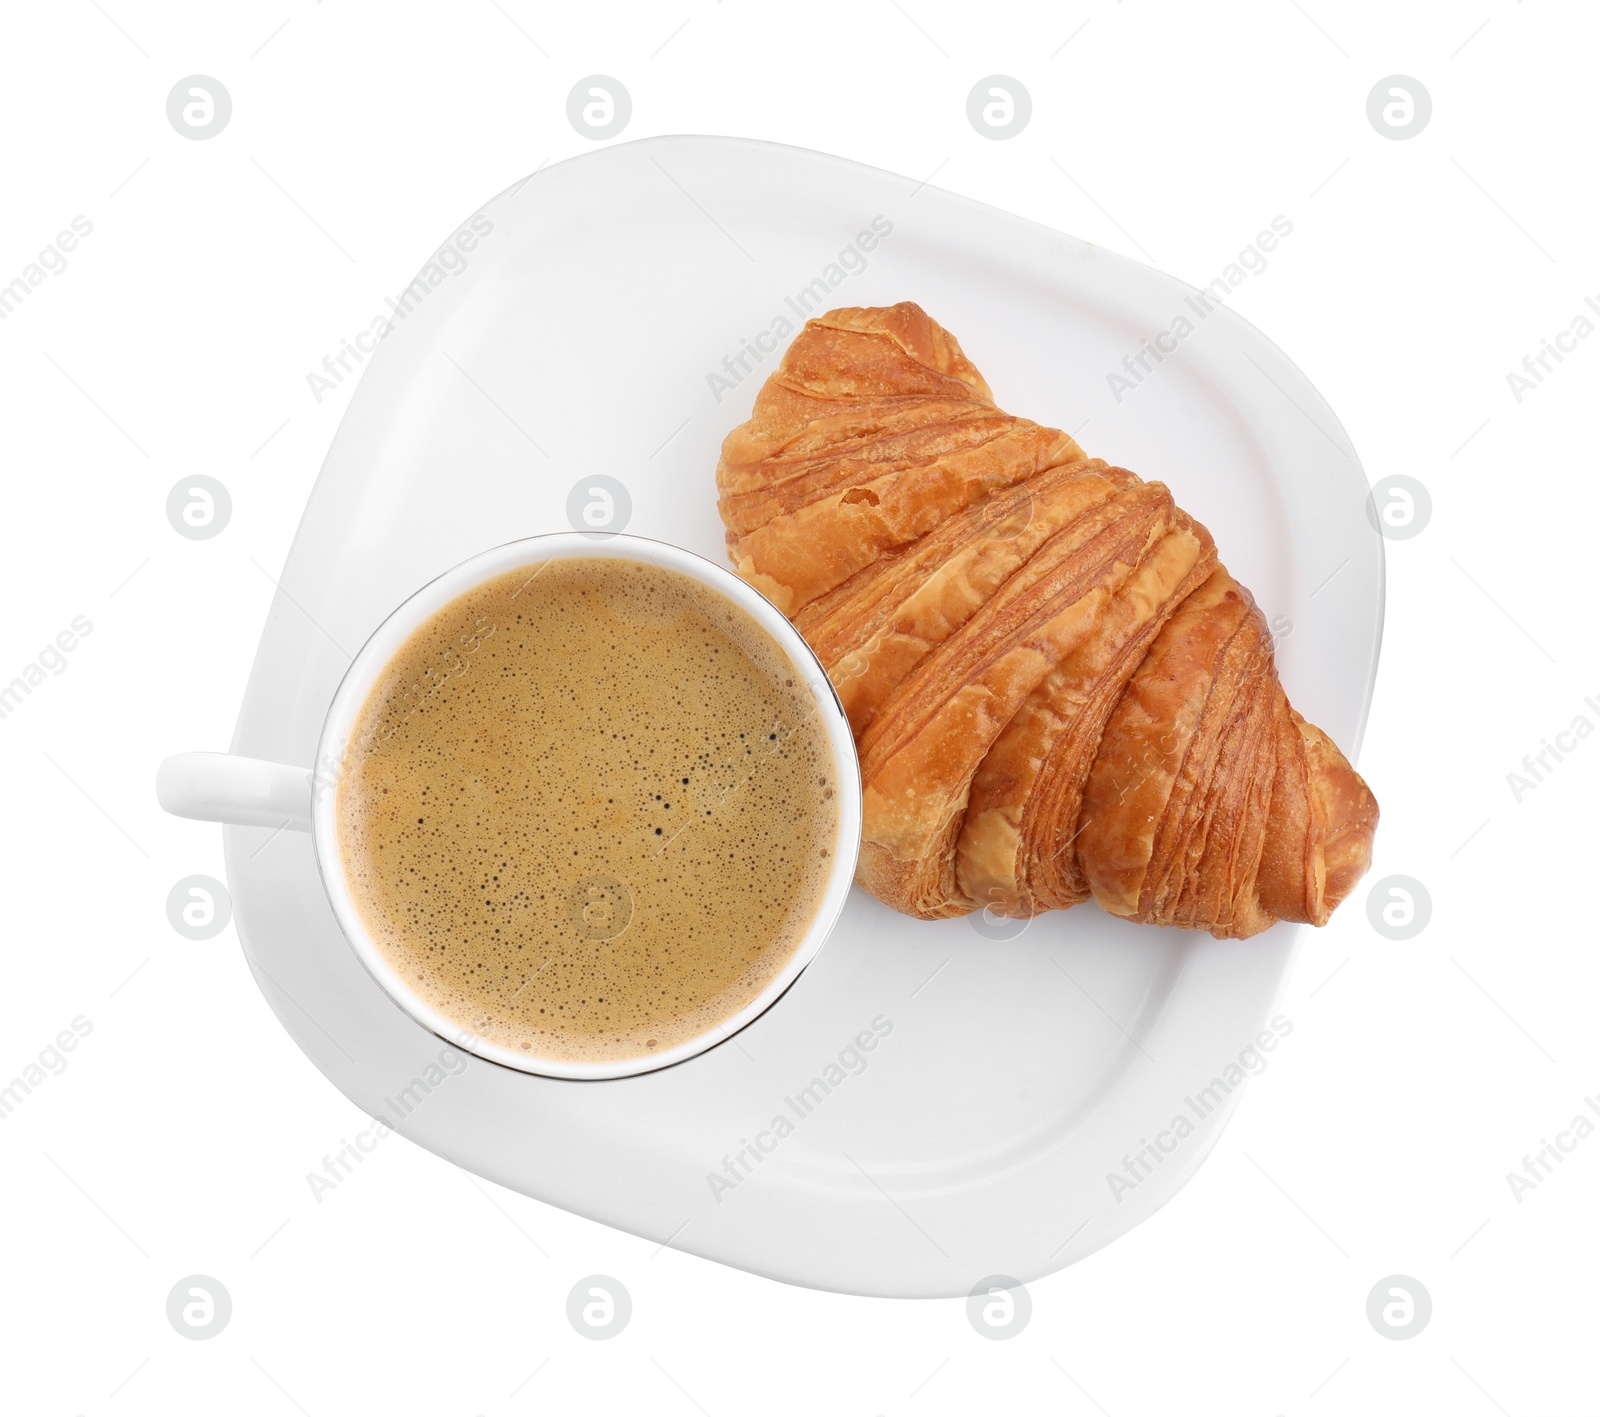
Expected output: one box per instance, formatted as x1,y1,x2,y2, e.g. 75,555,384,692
224,136,1381,1298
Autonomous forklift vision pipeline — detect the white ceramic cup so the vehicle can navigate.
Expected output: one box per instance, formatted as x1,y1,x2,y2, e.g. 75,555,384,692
157,533,863,1080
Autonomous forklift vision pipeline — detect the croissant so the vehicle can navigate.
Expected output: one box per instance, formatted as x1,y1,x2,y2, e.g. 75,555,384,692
714,302,1378,939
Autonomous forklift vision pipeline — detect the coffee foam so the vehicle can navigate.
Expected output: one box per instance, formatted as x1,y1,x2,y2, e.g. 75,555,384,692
336,557,837,1064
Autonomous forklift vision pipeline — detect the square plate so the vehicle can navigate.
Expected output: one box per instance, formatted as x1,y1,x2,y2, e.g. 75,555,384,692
225,135,1381,1298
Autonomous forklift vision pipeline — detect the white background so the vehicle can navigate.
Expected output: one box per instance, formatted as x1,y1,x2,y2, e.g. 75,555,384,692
2,1,1595,1413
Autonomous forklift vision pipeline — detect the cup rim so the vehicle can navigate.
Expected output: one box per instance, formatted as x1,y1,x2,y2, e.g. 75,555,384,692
309,532,864,1081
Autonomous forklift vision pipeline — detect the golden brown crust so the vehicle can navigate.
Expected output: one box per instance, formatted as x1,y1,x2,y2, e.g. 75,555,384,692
961,509,1218,917
714,302,1378,939
716,304,1083,614
795,460,1135,735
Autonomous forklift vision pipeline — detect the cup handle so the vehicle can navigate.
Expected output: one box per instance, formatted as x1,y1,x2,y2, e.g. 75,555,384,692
157,752,314,831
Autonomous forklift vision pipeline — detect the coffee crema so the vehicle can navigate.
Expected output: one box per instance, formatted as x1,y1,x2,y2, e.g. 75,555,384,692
336,557,838,1065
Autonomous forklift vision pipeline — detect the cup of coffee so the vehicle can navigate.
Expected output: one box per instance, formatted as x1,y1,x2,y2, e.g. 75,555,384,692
158,534,863,1080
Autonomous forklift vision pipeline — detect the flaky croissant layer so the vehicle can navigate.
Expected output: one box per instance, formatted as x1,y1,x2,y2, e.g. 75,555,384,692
715,302,1377,939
